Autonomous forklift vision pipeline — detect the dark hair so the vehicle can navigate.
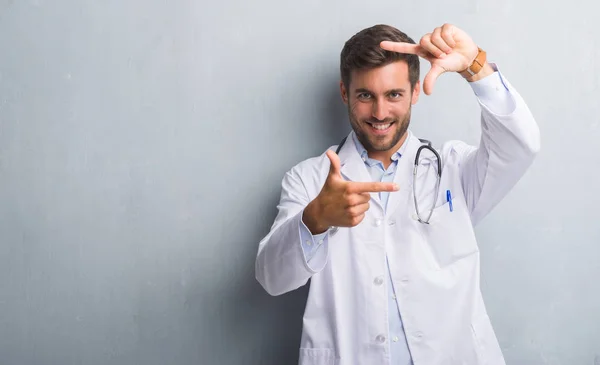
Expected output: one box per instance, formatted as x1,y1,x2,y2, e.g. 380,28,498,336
340,24,420,90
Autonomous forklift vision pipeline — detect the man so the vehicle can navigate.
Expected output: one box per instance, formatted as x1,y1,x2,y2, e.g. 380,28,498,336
255,23,540,365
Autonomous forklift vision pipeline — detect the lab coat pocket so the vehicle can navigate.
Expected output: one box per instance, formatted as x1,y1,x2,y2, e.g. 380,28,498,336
417,196,478,268
298,348,335,365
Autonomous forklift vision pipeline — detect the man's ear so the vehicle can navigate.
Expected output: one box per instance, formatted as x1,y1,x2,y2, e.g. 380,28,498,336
340,80,349,104
411,81,421,105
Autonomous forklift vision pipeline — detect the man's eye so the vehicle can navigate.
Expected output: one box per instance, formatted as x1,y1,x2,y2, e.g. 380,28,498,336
357,93,371,100
390,92,402,99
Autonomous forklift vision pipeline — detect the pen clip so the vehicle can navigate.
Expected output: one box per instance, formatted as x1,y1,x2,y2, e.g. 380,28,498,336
446,190,453,212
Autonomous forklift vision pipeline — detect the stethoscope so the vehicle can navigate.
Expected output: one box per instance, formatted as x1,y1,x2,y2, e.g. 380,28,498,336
335,136,442,224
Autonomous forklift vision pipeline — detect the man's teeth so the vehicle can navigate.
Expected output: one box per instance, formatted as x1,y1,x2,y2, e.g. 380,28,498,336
372,123,391,130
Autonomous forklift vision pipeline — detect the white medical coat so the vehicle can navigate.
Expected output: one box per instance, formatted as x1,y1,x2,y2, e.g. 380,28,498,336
255,74,540,365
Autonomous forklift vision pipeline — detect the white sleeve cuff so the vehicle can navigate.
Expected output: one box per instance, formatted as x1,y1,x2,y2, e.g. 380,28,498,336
298,212,329,271
468,63,516,115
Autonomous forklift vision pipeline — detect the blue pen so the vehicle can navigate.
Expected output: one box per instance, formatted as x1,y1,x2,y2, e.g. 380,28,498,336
446,190,453,212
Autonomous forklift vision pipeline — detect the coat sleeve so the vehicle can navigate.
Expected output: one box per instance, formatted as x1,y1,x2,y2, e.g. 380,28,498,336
452,67,541,226
255,159,330,296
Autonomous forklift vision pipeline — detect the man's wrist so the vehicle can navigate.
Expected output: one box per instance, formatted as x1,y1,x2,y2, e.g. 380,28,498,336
463,62,495,83
303,199,328,235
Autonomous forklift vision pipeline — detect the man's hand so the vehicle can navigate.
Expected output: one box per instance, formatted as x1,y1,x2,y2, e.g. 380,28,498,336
380,23,493,95
302,150,399,234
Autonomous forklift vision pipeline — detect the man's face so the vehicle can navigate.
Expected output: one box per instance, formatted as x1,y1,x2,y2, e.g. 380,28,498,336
341,61,420,155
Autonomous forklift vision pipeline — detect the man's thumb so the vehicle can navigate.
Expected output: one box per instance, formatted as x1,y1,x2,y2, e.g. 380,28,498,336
326,150,342,178
423,64,445,95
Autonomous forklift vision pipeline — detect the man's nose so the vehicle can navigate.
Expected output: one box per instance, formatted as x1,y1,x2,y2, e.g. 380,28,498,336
372,101,388,121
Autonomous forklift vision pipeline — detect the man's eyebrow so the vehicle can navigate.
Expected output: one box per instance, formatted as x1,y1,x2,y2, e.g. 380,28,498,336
388,88,407,94
354,88,407,94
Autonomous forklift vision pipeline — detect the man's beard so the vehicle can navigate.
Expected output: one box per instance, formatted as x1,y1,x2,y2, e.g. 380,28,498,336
348,106,411,153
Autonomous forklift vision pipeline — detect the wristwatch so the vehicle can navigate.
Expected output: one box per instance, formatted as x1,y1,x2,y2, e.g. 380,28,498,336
459,47,486,78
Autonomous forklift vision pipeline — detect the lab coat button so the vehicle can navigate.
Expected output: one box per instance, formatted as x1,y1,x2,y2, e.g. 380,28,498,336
411,214,418,221
305,240,312,246
393,336,399,342
373,276,383,286
374,219,382,227
375,334,386,343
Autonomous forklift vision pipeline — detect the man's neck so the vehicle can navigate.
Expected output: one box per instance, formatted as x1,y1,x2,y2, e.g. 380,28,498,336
367,132,409,169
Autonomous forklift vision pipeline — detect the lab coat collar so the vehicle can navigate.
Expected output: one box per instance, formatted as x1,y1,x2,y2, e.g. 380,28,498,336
337,130,375,188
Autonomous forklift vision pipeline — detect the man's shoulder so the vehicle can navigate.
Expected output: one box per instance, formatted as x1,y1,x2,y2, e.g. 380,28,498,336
437,139,477,163
281,146,337,196
408,130,474,160
287,147,335,176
